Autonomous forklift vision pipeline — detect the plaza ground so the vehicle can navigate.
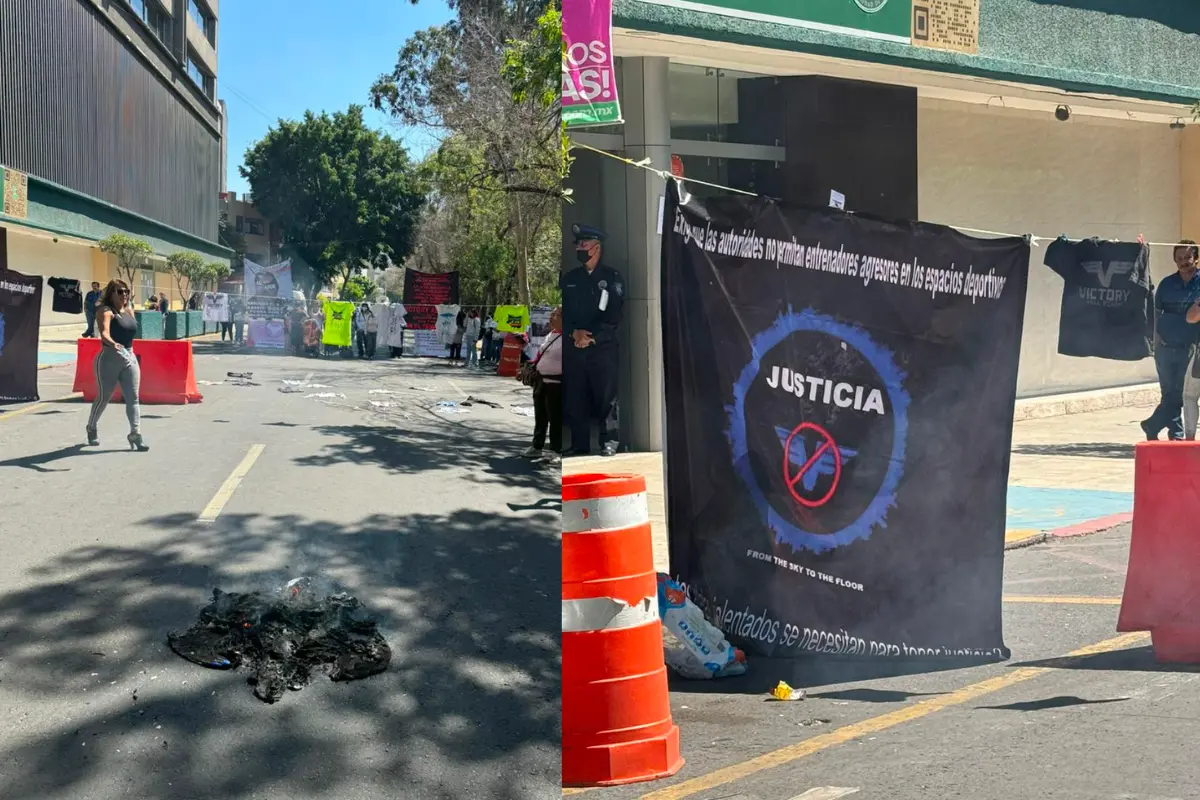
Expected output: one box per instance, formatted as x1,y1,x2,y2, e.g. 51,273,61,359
0,345,561,800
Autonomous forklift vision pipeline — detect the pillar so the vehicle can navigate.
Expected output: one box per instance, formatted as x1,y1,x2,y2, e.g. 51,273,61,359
618,57,671,453
1182,127,1200,240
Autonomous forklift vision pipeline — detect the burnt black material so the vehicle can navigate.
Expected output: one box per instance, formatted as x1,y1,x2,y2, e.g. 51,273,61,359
168,587,391,704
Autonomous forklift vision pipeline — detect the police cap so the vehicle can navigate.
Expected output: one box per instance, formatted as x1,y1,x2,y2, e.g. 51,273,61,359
571,223,607,243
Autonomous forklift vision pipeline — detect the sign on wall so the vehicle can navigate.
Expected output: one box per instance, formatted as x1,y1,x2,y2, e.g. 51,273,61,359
2,168,29,220
635,0,913,43
911,0,979,54
563,0,624,127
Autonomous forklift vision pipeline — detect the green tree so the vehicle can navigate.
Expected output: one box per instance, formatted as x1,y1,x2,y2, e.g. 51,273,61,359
240,106,426,293
371,1,563,303
165,251,207,308
97,234,153,297
204,261,233,292
340,274,378,303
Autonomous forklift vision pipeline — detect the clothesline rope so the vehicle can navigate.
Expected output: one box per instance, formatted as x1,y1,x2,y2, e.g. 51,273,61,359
572,141,1194,249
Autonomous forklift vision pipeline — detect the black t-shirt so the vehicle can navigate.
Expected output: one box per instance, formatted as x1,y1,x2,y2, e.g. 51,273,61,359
1043,237,1153,361
47,277,83,314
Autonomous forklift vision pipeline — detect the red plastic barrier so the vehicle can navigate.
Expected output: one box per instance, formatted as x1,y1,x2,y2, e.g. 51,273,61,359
1116,441,1200,662
72,338,203,405
497,334,523,378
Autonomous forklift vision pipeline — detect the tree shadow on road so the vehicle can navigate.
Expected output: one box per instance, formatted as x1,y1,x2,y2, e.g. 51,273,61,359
297,423,557,494
0,507,561,800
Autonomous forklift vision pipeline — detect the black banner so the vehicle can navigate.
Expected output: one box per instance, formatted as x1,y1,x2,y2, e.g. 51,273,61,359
404,304,439,331
662,181,1029,661
403,270,459,306
0,268,43,403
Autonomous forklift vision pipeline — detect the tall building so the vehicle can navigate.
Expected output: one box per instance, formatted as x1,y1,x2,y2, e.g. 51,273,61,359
220,192,281,268
565,1,1200,451
0,0,229,322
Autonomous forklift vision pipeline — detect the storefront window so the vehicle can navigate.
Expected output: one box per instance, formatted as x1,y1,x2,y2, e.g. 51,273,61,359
669,63,783,146
672,157,783,199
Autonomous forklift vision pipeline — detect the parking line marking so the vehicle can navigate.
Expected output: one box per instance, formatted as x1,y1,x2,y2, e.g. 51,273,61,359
1003,595,1122,605
790,789,860,799
634,632,1148,800
198,444,265,522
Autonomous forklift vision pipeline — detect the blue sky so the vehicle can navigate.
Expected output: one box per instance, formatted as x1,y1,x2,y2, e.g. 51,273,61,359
218,0,452,195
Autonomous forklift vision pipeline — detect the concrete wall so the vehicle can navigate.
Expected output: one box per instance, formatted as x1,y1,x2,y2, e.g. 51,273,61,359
8,233,96,328
917,97,1181,396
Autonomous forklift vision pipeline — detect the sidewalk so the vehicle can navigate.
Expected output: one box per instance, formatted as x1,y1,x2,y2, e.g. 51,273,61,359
564,402,1148,568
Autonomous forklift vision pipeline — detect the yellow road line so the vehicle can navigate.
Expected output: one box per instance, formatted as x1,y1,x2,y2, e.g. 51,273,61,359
0,393,78,421
633,631,1148,800
1004,529,1041,544
198,444,265,522
1003,595,1122,605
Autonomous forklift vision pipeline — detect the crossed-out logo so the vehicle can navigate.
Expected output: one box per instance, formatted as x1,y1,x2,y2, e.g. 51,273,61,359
331,310,344,321
727,308,910,553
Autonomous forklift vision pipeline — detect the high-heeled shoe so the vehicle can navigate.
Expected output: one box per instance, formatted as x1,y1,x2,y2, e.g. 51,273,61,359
86,428,99,446
127,433,149,452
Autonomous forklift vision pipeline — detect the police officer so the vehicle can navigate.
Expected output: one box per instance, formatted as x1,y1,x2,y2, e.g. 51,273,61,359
562,223,624,456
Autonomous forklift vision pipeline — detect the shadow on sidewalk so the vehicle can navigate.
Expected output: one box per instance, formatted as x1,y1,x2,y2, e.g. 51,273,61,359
0,507,561,799
1011,442,1134,459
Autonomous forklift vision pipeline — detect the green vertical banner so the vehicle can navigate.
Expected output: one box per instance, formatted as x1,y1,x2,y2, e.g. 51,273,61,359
562,0,623,128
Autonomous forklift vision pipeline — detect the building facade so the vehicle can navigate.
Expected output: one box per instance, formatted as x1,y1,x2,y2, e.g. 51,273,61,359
0,0,228,322
564,0,1200,451
220,192,281,267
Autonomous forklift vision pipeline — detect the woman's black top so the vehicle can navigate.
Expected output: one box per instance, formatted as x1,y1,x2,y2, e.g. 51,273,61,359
103,305,137,347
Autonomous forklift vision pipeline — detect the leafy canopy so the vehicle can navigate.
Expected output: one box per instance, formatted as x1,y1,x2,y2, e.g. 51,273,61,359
239,106,426,291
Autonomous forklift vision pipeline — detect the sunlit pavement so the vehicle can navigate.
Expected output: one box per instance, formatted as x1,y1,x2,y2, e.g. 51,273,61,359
561,525,1200,800
0,346,561,800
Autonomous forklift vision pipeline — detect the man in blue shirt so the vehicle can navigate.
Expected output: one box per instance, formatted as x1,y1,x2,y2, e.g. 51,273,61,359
1142,240,1200,440
83,281,102,338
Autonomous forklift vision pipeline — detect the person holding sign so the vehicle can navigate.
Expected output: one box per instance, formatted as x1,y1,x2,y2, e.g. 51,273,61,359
561,223,624,456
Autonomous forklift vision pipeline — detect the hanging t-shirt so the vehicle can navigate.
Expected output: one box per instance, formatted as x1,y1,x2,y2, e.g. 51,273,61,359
202,292,229,323
322,301,355,347
494,304,529,334
435,304,460,345
385,303,407,348
47,277,83,314
1043,237,1154,361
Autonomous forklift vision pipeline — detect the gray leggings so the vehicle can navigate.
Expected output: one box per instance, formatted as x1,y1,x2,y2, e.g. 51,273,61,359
87,346,141,434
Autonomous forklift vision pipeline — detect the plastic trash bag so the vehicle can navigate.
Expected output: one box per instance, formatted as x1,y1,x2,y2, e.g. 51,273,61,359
657,573,747,679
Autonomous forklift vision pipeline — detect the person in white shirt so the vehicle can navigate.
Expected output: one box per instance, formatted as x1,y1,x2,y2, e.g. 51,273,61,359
522,306,563,463
462,309,482,369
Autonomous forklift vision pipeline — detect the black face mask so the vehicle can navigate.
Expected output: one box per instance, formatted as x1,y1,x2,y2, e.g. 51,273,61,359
576,248,591,264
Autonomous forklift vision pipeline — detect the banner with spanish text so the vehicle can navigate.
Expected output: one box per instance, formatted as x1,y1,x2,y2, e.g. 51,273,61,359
562,0,622,128
662,179,1028,661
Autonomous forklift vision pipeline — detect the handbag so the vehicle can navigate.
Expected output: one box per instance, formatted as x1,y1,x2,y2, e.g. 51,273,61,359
520,334,561,394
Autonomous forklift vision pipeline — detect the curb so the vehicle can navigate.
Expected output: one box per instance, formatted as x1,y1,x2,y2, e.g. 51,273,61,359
1013,383,1157,422
1005,512,1133,553
1004,532,1050,551
1048,512,1133,540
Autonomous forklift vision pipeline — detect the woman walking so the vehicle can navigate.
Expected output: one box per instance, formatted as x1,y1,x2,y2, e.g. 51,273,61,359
86,279,149,451
522,306,562,464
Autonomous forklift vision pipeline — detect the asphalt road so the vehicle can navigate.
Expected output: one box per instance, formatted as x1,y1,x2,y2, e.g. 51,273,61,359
0,344,561,800
573,526,1200,800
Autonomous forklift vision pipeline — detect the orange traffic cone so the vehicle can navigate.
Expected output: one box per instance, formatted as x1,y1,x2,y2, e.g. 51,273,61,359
562,473,684,788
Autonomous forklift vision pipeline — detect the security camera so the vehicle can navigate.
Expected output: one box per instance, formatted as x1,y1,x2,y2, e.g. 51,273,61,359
1055,105,1071,122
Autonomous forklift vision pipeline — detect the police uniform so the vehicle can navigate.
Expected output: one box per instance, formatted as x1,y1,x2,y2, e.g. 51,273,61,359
562,223,624,455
